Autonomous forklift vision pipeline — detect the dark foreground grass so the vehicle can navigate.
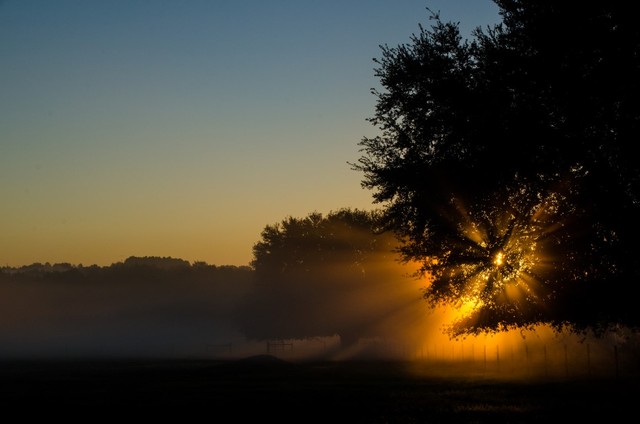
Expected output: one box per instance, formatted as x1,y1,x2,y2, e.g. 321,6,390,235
0,356,637,422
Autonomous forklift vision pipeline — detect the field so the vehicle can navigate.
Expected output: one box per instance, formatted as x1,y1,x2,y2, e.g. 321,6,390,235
1,355,638,422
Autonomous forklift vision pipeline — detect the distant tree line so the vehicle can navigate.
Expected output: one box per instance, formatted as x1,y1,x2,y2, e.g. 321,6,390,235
1,256,252,285
0,256,256,357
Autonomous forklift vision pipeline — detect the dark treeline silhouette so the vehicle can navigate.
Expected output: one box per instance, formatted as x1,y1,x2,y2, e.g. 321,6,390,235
1,256,249,282
0,257,254,358
352,1,640,338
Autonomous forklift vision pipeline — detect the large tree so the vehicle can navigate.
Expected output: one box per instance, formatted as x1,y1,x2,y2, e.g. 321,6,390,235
352,1,640,337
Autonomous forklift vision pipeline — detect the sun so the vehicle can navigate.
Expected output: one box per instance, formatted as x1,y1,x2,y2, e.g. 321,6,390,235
422,185,566,335
477,208,546,297
493,250,504,267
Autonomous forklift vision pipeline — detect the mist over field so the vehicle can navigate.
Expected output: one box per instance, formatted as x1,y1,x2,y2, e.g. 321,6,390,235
1,257,637,381
0,259,253,359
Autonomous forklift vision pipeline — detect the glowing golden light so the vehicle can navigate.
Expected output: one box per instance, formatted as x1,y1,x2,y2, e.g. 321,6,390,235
428,188,565,337
493,251,504,267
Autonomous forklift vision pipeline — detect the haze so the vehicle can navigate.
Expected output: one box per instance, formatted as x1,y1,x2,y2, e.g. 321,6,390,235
1,254,632,381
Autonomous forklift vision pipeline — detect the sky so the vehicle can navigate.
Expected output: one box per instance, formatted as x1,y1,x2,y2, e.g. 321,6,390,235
1,0,501,267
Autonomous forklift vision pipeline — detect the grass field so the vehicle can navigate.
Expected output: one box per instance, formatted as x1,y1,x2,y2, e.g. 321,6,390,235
1,355,637,422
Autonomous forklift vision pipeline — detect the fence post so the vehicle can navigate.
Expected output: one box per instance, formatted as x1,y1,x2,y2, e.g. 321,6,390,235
614,344,619,378
483,345,487,370
587,343,591,377
564,344,569,378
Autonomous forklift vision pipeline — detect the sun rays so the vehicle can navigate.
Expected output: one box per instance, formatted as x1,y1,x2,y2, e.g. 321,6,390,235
423,186,568,335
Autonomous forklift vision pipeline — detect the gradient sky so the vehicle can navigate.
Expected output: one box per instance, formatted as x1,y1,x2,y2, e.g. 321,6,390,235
1,0,500,267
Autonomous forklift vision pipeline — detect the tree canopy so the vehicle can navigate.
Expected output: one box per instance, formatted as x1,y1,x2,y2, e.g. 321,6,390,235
235,208,425,348
352,1,640,337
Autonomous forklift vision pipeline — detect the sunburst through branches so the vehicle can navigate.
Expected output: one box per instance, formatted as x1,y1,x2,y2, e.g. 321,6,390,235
422,184,569,337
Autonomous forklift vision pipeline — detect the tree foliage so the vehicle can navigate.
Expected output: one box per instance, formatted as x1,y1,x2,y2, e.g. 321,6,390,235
236,208,419,347
352,1,640,337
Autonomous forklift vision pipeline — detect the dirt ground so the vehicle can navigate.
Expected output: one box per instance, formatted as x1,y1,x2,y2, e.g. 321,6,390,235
0,355,637,422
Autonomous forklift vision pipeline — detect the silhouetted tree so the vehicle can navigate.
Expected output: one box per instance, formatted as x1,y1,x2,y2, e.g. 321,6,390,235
236,208,421,349
352,1,640,337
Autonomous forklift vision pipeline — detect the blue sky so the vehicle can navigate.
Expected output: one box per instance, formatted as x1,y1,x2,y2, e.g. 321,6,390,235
0,0,500,266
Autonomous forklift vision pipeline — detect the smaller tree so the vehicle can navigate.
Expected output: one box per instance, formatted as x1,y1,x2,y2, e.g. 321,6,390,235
235,208,423,350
